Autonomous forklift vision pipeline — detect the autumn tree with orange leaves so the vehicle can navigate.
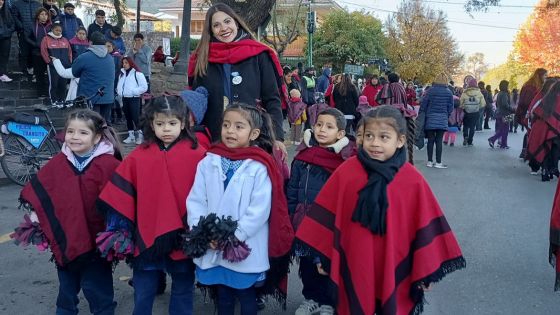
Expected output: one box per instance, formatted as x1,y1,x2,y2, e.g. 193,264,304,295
514,0,560,74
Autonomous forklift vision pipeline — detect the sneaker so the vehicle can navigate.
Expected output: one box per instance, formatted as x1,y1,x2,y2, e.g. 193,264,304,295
318,305,335,315
426,161,434,168
463,140,467,146
434,163,448,169
488,140,494,148
123,132,135,144
295,299,320,315
135,131,144,145
0,74,12,82
500,146,510,149
449,143,454,147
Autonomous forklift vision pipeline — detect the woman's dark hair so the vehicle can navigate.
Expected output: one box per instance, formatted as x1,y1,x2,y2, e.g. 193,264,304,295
524,68,547,90
51,21,62,30
65,109,123,160
317,108,346,131
388,73,400,83
499,80,509,92
361,105,407,137
141,95,198,149
133,33,144,40
223,103,276,153
194,3,254,78
335,73,354,96
538,77,560,118
34,7,51,22
486,85,492,94
76,26,87,34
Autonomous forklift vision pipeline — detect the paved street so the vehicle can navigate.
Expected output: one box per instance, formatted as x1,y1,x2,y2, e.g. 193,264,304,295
1,129,559,314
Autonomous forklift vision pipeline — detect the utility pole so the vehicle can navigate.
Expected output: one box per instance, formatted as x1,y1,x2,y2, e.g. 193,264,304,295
306,1,315,68
174,0,191,75
136,0,141,33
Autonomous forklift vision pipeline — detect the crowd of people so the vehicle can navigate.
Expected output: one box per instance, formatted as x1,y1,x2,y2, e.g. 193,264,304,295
8,3,469,315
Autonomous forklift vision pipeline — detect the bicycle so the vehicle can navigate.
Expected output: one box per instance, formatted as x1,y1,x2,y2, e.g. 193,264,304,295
0,89,105,185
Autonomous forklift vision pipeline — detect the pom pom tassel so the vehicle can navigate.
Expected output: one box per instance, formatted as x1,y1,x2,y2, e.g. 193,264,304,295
96,230,134,261
10,214,49,251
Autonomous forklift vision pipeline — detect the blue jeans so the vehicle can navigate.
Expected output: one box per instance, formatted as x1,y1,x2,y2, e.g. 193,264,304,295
56,260,116,315
217,285,257,315
133,259,195,315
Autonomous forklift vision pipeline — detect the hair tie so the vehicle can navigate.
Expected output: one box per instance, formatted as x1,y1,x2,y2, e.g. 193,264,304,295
255,99,267,113
101,124,108,130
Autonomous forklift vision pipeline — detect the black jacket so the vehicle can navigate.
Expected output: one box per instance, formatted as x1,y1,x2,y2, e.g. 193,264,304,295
87,21,112,40
333,86,359,116
192,51,285,141
11,0,42,32
0,6,15,39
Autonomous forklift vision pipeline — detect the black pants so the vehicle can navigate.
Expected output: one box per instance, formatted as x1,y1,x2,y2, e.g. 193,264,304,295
299,256,334,306
48,64,68,102
93,103,113,125
33,56,48,96
463,112,479,145
217,285,257,315
0,37,11,76
122,97,141,130
484,110,491,129
543,139,560,174
425,129,445,163
17,32,33,73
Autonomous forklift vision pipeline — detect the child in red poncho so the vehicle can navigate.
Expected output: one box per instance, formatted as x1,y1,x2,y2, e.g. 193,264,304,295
296,105,465,315
97,95,206,315
288,89,308,145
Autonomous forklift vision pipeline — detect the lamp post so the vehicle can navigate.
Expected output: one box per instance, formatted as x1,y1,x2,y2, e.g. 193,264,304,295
305,1,315,67
173,0,192,75
136,0,141,33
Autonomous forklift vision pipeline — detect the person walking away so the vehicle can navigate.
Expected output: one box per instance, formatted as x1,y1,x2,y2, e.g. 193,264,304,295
315,66,331,94
295,105,465,315
301,67,317,106
11,110,121,315
11,0,42,81
510,88,520,132
69,26,88,58
0,0,15,82
517,68,547,158
443,95,464,147
420,73,453,168
127,33,152,93
106,25,125,55
460,78,486,146
58,2,83,40
42,22,71,103
117,56,148,145
478,81,490,129
26,7,51,96
87,9,112,40
105,40,123,124
288,89,307,145
484,84,494,129
287,108,353,315
361,74,382,107
488,80,514,149
333,73,358,135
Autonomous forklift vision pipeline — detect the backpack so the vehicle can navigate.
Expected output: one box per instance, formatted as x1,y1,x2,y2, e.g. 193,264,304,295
463,93,481,113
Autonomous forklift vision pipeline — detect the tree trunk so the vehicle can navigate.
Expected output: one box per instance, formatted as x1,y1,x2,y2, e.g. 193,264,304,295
113,0,126,28
210,0,275,31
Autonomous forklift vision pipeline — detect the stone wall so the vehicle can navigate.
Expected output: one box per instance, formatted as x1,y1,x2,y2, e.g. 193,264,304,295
149,62,188,96
120,32,175,54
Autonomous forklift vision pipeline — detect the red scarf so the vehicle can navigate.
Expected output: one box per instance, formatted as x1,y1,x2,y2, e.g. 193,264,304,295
296,158,465,315
294,146,345,174
550,181,560,291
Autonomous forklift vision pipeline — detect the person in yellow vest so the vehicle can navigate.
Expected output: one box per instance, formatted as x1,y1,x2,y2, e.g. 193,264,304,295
301,67,317,106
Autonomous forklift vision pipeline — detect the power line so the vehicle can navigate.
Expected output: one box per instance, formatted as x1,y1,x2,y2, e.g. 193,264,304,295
420,0,535,9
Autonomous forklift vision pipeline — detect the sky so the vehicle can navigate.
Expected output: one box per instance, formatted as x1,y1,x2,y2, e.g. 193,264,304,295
334,0,539,67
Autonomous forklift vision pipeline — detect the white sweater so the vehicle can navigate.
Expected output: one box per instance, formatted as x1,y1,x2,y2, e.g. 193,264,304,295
116,68,148,98
186,153,272,273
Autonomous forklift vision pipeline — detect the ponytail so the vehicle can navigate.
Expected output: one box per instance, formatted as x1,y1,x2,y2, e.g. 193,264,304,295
102,126,123,160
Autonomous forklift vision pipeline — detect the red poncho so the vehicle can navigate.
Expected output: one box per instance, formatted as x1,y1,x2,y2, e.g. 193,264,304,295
97,141,206,261
526,99,560,164
550,180,560,291
20,153,120,266
296,158,465,315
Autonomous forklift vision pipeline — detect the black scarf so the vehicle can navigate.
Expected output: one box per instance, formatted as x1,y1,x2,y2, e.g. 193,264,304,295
353,147,406,235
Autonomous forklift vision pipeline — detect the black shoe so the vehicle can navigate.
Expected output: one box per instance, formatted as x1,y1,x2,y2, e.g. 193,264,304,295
542,173,550,182
256,296,266,310
484,127,491,130
449,143,454,147
488,140,494,148
463,140,467,146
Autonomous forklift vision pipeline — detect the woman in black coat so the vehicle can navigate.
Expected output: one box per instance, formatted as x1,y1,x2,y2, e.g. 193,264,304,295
332,74,358,135
188,3,286,148
0,0,15,82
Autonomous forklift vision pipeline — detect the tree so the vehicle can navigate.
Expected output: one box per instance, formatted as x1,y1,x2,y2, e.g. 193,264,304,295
465,0,559,13
204,0,276,31
465,52,488,80
482,54,530,90
385,0,463,83
262,0,306,57
513,0,560,74
310,10,385,72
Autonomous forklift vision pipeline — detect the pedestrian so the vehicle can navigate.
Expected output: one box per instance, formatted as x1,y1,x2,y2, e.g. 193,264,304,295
41,22,71,103
0,0,15,82
420,73,454,168
510,88,519,132
301,67,317,106
488,80,514,149
460,78,486,146
58,2,83,40
180,86,211,149
324,73,341,107
98,96,206,315
52,31,115,122
281,65,297,119
127,33,152,93
12,109,121,314
443,95,464,147
306,92,329,128
484,84,494,128
333,73,359,135
288,89,307,145
117,56,148,145
315,66,331,94
69,26,88,58
152,45,165,63
187,3,286,148
42,0,59,20
548,177,560,290
87,9,112,40
287,108,352,315
186,103,294,315
106,25,125,55
11,0,42,80
478,81,490,129
406,81,418,106
27,7,51,96
295,105,465,315
361,74,383,107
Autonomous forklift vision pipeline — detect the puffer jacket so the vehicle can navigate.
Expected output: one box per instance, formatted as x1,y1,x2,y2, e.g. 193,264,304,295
59,13,83,40
11,0,42,32
116,68,148,98
420,83,453,130
459,87,486,114
0,6,15,39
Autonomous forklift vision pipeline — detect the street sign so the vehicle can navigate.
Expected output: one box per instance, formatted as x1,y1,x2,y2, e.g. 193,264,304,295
344,64,364,76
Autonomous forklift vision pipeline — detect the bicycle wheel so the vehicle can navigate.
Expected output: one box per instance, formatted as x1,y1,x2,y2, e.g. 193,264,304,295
0,135,59,186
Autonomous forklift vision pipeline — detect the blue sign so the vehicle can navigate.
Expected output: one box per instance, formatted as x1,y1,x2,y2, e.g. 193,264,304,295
7,122,49,149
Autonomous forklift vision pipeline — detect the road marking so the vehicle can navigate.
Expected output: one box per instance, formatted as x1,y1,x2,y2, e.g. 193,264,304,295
0,232,12,244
